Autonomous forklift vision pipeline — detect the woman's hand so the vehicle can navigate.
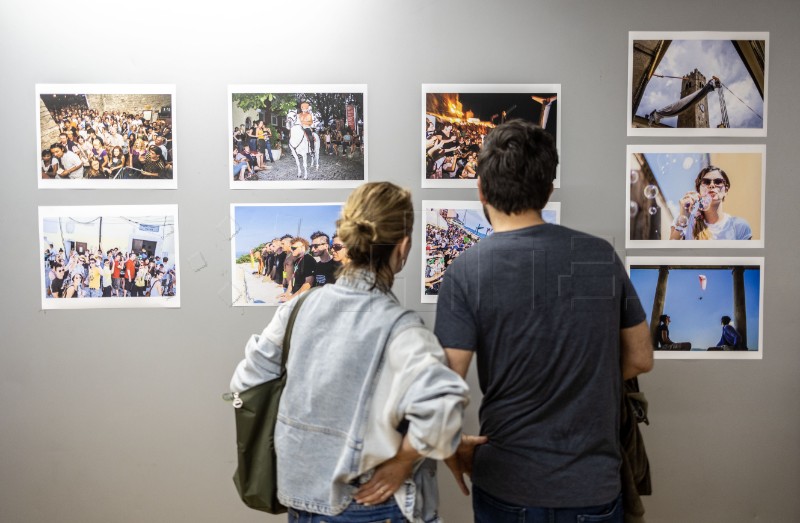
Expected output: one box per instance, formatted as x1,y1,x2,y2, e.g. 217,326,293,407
354,436,421,506
353,454,415,506
678,191,699,215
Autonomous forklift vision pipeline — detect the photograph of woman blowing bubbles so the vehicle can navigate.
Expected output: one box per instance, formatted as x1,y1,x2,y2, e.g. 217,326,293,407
670,165,752,241
230,182,473,523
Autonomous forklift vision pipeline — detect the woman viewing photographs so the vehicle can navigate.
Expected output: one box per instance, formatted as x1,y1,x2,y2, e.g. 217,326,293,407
230,182,471,522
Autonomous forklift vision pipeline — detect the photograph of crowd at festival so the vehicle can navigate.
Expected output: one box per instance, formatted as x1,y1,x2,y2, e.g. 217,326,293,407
39,207,179,309
231,204,346,306
230,88,365,186
423,86,559,186
422,202,560,302
38,86,174,186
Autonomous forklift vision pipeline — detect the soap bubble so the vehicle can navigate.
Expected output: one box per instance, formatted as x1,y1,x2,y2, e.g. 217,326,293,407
648,206,658,216
675,215,689,227
629,201,639,217
643,185,659,199
698,195,712,211
630,170,639,184
682,156,695,170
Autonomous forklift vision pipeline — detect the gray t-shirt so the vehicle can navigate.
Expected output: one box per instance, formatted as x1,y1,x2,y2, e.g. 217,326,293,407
434,223,645,508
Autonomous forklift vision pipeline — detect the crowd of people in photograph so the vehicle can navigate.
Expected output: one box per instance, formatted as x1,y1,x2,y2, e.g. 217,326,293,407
247,231,347,302
42,104,173,180
231,119,363,180
44,245,176,299
424,211,482,294
424,116,487,179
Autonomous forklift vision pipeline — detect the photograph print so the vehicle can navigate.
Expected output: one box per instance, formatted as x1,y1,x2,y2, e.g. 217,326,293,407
421,201,560,303
627,144,765,248
230,203,344,306
627,257,763,359
37,84,176,189
39,205,180,310
422,84,561,188
229,85,366,189
628,32,768,137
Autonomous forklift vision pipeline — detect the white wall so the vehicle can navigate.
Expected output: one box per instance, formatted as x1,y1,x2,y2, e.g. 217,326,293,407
1,1,799,522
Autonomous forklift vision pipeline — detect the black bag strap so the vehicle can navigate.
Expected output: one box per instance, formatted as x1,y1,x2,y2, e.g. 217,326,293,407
280,288,318,371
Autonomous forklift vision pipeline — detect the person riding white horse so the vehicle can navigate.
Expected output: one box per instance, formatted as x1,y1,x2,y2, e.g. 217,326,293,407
285,103,320,179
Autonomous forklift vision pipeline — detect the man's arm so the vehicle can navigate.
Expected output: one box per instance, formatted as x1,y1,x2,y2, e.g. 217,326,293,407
621,320,654,380
444,348,473,379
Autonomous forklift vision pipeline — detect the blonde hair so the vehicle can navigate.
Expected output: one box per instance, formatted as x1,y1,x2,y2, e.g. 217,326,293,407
337,182,414,290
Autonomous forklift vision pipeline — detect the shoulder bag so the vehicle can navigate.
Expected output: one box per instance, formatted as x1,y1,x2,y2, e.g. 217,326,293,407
226,288,317,513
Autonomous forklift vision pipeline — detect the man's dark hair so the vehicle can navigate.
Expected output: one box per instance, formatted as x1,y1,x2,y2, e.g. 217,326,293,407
659,314,669,323
721,315,732,325
280,234,293,241
50,143,64,152
478,120,558,213
310,231,329,244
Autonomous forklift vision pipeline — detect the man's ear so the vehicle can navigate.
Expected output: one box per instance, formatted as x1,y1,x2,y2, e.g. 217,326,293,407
477,176,487,205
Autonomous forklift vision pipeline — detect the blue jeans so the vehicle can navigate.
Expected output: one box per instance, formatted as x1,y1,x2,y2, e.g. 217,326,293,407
287,499,406,523
473,485,623,523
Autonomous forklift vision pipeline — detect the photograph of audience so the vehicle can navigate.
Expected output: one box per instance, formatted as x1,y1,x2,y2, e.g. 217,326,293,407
230,87,366,188
37,86,175,188
422,204,492,302
39,206,179,309
230,203,344,306
422,86,560,187
421,201,560,303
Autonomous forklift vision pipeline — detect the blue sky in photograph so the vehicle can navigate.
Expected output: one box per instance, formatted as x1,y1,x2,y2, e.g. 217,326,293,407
233,204,342,257
630,266,760,349
638,152,707,217
637,39,764,128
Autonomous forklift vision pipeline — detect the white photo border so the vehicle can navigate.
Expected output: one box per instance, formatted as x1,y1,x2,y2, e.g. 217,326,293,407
229,202,344,307
228,84,368,190
38,204,180,309
421,84,562,189
625,144,766,249
36,84,178,190
625,256,764,360
627,31,769,137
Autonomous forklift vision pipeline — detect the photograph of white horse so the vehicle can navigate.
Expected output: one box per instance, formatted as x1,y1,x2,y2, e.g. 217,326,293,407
285,110,320,179
229,84,367,189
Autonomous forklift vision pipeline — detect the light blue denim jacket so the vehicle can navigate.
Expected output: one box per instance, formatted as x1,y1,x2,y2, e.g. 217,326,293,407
231,270,469,522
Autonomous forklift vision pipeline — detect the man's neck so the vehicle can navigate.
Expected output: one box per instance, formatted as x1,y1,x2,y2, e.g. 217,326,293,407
485,206,547,233
319,252,332,263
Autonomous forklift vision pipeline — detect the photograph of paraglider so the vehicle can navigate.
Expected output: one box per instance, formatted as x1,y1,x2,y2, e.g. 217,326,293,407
627,257,763,359
628,32,768,137
626,144,765,248
421,84,561,188
421,201,560,303
229,85,366,189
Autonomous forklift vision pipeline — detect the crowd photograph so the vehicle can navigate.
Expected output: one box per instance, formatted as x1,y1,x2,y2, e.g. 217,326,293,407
230,87,366,189
422,202,560,302
422,85,560,187
421,203,492,302
628,257,763,357
230,203,345,306
37,85,175,188
39,206,179,309
627,145,765,247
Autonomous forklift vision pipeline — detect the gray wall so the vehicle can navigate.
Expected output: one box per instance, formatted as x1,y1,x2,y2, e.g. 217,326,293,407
1,1,798,521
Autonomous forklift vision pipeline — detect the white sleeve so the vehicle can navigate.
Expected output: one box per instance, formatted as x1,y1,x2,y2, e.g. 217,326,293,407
229,300,298,392
386,326,470,459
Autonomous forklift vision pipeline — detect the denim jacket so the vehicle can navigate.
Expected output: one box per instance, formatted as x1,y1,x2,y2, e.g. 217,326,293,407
231,270,469,522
